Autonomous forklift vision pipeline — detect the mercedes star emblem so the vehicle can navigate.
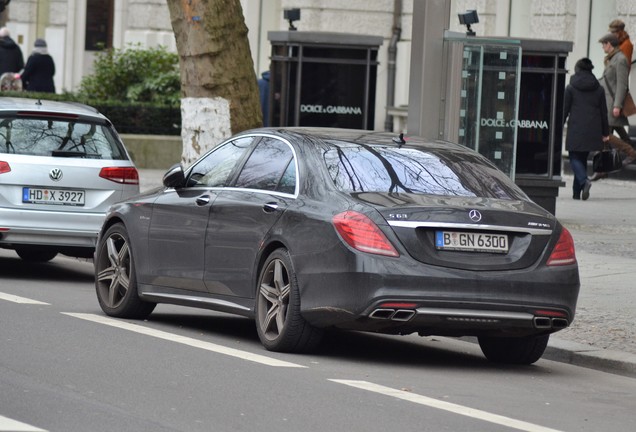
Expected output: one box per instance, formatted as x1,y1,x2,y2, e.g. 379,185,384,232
468,209,482,222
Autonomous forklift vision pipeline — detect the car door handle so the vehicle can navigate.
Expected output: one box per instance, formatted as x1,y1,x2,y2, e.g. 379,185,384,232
263,202,279,213
196,195,211,206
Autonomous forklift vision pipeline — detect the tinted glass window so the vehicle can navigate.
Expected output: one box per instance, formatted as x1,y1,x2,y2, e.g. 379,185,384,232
234,138,296,193
0,117,126,159
323,142,526,200
187,137,254,187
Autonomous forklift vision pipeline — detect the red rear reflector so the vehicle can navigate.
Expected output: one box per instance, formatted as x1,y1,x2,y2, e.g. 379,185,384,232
380,302,417,308
99,167,139,185
0,161,10,174
547,227,576,266
333,211,399,257
534,309,567,318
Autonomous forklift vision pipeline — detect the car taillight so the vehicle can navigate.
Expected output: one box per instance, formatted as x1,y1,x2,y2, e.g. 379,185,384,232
546,227,576,266
99,167,139,185
333,211,399,257
0,161,10,174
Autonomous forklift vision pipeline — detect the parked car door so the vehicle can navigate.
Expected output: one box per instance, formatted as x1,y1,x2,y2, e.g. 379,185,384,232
204,136,298,298
146,137,255,291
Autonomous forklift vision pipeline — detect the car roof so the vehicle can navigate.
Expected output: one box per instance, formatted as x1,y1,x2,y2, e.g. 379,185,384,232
242,126,469,152
0,97,108,123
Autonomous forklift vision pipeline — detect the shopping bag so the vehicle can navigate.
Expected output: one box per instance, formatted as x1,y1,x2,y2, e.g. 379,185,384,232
623,91,636,117
593,146,622,172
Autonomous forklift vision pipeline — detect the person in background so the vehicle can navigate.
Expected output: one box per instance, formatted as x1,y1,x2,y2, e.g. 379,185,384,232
609,19,633,71
258,70,270,127
564,58,609,200
592,32,636,181
19,38,55,93
0,27,24,76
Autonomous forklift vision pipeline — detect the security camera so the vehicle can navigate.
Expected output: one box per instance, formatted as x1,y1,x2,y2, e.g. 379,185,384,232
284,8,301,31
458,10,479,36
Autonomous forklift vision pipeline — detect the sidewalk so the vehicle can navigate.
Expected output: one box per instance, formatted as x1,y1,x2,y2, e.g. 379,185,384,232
138,168,636,377
544,173,636,376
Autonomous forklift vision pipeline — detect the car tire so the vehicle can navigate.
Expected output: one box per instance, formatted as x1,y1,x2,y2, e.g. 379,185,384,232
94,223,156,319
478,334,550,365
15,247,58,262
255,248,323,353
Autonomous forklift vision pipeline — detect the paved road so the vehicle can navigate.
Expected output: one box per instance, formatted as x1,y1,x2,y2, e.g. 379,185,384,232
138,169,636,377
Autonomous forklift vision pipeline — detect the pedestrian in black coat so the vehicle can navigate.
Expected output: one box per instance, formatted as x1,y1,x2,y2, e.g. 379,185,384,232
0,27,25,75
19,38,56,93
563,58,610,200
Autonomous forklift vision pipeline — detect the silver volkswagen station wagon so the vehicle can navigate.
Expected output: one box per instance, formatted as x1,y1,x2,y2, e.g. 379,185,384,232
0,97,139,262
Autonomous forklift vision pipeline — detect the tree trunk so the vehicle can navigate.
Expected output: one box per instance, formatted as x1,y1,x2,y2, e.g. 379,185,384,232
167,0,262,165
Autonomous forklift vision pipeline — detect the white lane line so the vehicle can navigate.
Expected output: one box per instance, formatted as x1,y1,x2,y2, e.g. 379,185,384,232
0,292,49,305
330,380,564,432
0,415,47,432
63,313,306,368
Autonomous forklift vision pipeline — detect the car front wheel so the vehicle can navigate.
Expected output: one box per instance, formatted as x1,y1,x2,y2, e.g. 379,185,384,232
255,248,323,353
478,334,550,365
94,223,155,319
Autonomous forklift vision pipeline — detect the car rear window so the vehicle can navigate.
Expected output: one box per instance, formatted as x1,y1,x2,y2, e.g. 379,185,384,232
0,117,127,160
322,141,527,200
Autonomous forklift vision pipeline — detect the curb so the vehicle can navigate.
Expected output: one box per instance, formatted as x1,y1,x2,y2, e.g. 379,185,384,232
545,338,636,378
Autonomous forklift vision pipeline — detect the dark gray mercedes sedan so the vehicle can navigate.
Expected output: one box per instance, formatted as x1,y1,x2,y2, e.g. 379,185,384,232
94,128,580,364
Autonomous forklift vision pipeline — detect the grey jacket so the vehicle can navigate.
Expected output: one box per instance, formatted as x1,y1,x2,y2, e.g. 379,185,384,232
600,48,630,127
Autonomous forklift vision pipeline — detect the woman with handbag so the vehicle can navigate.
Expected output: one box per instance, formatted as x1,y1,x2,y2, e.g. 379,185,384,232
563,58,610,200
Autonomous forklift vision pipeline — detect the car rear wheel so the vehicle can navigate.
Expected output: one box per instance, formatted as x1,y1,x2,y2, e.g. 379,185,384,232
478,334,550,365
94,223,155,319
15,247,58,262
255,248,323,353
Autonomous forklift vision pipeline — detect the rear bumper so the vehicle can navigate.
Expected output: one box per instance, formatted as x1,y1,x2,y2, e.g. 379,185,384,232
0,227,99,248
0,207,103,248
294,247,580,337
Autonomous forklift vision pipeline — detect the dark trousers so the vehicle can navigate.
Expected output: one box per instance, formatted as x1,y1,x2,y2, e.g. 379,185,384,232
569,151,589,198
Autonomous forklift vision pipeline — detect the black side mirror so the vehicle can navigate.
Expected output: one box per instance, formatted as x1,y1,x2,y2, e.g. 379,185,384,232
163,163,185,188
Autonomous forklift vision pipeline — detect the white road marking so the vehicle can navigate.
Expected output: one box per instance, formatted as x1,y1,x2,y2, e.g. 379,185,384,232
0,292,49,305
63,313,306,368
330,380,564,432
0,415,46,432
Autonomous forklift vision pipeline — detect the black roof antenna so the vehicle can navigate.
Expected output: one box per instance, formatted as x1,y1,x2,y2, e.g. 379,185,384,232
36,99,42,105
393,133,406,148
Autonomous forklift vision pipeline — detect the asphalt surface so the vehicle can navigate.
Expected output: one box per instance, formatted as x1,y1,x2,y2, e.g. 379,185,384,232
138,167,636,377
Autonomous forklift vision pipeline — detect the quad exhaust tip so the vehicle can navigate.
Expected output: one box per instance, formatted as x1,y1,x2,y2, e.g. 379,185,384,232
533,316,569,329
369,308,415,322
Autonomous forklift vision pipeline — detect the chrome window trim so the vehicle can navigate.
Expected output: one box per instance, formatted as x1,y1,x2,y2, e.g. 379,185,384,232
387,220,552,235
183,132,300,198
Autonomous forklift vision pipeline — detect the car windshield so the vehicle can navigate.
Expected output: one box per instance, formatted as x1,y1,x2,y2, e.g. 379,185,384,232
0,117,127,160
322,141,527,200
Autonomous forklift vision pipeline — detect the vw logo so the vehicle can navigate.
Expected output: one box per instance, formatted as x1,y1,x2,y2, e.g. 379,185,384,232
49,168,63,182
468,209,482,222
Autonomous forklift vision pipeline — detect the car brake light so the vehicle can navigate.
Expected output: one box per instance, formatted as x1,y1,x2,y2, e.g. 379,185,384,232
0,161,10,174
99,167,139,185
546,227,576,266
333,211,399,257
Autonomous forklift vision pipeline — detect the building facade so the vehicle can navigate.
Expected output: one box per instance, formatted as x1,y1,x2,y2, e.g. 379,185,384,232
4,0,636,131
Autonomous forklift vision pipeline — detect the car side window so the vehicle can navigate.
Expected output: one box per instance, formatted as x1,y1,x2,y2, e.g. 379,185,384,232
186,137,254,187
234,137,296,193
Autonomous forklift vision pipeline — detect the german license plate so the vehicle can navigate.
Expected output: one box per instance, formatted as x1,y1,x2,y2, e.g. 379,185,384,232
435,231,508,253
22,187,85,206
